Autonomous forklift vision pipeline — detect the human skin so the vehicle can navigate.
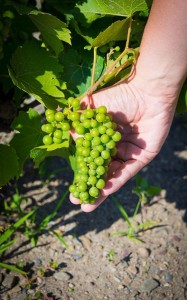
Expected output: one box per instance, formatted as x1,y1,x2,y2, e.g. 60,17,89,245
70,0,187,212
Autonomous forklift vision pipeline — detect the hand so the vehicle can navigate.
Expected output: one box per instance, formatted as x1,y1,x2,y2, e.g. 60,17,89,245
69,78,178,212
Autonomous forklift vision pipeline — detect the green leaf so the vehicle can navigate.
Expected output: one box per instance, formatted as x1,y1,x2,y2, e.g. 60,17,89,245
77,0,148,19
30,147,70,168
9,41,66,109
0,145,19,187
92,18,130,47
0,210,35,246
60,48,104,95
0,239,17,254
0,262,27,275
29,11,71,55
10,108,43,172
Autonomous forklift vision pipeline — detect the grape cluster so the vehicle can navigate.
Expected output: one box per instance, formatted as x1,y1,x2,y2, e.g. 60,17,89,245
41,99,121,204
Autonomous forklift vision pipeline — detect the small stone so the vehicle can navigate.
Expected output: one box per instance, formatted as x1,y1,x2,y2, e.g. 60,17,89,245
54,271,72,281
68,283,75,288
122,274,132,286
164,273,173,283
2,275,19,289
72,253,82,260
81,236,92,248
113,276,121,283
118,284,125,290
127,265,138,275
34,258,42,266
138,247,150,258
140,278,160,292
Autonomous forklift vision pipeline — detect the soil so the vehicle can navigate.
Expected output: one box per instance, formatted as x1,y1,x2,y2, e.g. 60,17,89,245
0,114,187,300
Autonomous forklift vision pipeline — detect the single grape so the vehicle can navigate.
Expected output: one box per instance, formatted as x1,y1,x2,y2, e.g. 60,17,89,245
89,169,96,176
46,114,55,123
61,122,70,131
83,119,91,129
101,150,110,159
96,145,104,152
76,137,84,146
69,184,76,193
43,135,53,145
54,129,63,139
45,109,55,116
83,140,91,148
71,98,80,108
94,157,104,166
92,136,101,146
90,149,100,159
68,111,80,121
55,111,64,122
84,133,92,141
72,120,80,128
82,148,90,157
76,156,84,163
85,156,94,163
77,182,88,192
96,106,107,114
89,186,99,198
112,131,122,142
81,166,89,174
106,140,115,149
89,162,97,170
96,166,105,176
41,124,54,134
90,119,98,128
90,128,99,137
73,190,80,199
96,113,106,123
106,128,114,136
104,121,113,128
98,125,106,134
53,137,62,144
88,176,97,185
100,134,110,144
96,179,105,189
83,109,94,118
76,125,85,135
80,174,89,183
79,191,89,202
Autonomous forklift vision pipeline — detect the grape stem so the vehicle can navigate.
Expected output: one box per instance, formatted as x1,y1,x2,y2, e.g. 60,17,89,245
125,16,132,50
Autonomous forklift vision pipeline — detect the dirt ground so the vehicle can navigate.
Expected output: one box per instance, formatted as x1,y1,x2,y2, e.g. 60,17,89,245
0,114,187,300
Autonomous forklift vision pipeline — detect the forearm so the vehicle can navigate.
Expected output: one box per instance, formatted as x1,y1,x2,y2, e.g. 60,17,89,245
133,0,187,98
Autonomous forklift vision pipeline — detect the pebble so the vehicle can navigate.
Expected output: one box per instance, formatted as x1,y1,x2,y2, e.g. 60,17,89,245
127,265,138,275
81,236,92,248
164,273,173,283
140,278,160,292
2,275,19,289
72,253,82,260
34,258,42,266
122,274,132,286
54,271,72,281
138,247,150,258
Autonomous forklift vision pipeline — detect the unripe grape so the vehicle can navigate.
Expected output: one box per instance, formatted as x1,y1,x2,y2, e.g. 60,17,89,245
43,135,53,145
55,111,64,122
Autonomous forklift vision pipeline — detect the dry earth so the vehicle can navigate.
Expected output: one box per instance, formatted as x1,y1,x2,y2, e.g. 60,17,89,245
0,114,187,300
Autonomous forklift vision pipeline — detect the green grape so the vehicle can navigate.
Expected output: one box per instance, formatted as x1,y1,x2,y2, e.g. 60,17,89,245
96,166,105,176
90,128,99,137
83,140,91,148
79,191,89,202
88,176,97,185
72,121,80,128
90,149,100,159
89,169,96,176
68,111,80,121
84,133,92,141
45,109,55,116
106,140,115,149
80,174,89,183
76,137,84,146
61,122,70,131
101,150,110,160
76,156,84,163
72,98,80,108
101,134,110,144
46,114,55,123
76,125,85,135
54,130,63,139
81,166,89,174
106,128,114,136
96,179,105,189
104,121,113,128
112,131,122,142
84,109,94,118
96,113,106,123
98,125,106,134
90,119,98,128
69,184,76,193
85,156,94,163
43,135,53,145
89,162,97,170
89,186,99,198
73,191,80,199
82,148,90,157
53,137,62,144
96,106,107,114
94,157,104,166
55,111,64,122
115,46,120,52
77,182,88,192
96,145,104,152
92,136,101,146
83,119,91,129
41,124,54,134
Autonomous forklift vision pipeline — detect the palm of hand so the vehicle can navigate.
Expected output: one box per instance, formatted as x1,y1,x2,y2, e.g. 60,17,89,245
70,81,176,212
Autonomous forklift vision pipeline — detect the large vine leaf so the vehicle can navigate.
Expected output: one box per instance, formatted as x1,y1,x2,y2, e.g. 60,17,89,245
92,18,130,47
9,41,66,109
30,147,70,168
10,108,43,172
77,0,148,20
0,145,19,187
29,11,71,56
60,49,104,96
